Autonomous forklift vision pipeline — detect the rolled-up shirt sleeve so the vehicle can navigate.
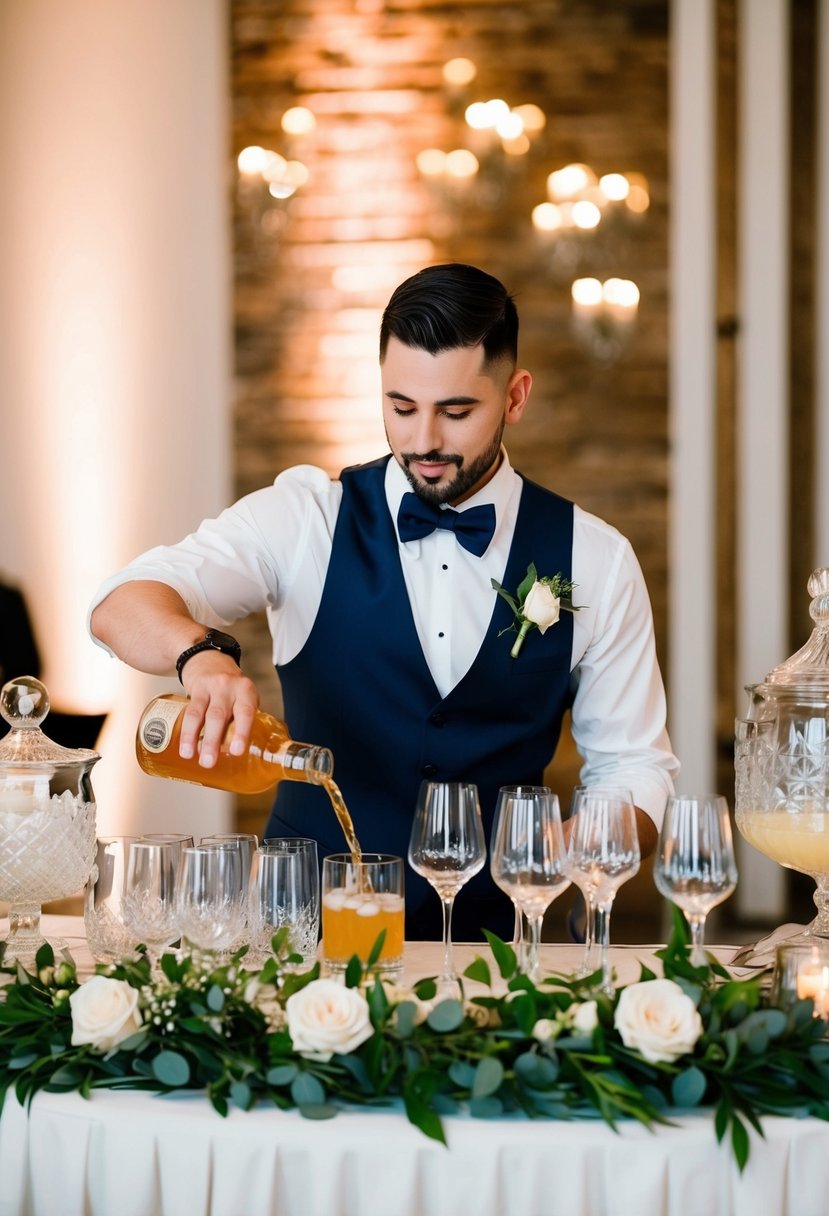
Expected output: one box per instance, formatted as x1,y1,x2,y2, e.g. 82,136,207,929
87,465,340,660
569,511,679,830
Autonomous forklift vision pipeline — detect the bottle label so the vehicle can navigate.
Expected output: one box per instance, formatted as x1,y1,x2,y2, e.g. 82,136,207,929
138,697,183,753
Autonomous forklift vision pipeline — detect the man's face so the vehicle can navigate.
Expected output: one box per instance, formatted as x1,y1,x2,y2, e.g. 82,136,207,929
381,338,530,506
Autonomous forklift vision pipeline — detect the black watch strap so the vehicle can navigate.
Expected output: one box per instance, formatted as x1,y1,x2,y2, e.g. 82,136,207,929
175,629,242,683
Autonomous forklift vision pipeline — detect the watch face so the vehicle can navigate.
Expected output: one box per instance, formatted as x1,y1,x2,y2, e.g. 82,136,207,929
206,630,238,649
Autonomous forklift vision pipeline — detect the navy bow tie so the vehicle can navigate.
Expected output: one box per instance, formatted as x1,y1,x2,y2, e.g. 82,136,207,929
396,492,496,557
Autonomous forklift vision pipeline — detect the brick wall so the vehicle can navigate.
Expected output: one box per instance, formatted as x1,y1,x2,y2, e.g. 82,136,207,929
230,0,670,932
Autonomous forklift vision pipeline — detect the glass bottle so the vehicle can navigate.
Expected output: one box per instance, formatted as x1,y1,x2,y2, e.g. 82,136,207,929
135,693,334,795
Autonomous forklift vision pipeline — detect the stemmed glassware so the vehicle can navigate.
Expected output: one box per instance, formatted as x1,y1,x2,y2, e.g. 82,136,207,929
490,786,571,982
566,788,641,995
177,845,246,954
653,794,738,966
408,781,486,994
122,840,181,970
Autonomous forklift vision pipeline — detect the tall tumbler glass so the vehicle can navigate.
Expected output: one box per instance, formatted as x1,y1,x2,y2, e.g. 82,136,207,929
84,837,143,962
249,839,320,965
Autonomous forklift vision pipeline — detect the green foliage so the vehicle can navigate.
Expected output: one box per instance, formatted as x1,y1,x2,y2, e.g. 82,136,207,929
2,916,829,1171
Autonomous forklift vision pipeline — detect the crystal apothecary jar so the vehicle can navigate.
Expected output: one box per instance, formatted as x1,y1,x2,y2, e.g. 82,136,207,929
735,569,829,939
0,676,99,964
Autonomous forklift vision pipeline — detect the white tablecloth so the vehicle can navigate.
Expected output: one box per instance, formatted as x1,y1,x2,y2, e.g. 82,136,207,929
2,919,828,1216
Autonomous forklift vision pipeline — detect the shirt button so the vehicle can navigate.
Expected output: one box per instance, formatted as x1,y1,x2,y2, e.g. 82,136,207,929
421,763,438,777
430,712,446,727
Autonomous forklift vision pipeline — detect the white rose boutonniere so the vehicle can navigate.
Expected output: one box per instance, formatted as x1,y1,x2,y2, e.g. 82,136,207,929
69,976,143,1053
492,562,580,658
613,978,703,1064
286,978,374,1062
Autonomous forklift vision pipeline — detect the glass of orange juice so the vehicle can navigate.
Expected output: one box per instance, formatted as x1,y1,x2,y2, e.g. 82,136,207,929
322,853,404,975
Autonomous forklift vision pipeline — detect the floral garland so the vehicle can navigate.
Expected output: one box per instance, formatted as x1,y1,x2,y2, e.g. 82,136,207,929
2,914,829,1171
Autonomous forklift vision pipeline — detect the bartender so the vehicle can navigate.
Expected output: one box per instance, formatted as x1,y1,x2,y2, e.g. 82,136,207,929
89,263,678,939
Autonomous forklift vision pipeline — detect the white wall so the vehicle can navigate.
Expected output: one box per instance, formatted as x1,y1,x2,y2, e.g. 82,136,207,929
0,0,233,837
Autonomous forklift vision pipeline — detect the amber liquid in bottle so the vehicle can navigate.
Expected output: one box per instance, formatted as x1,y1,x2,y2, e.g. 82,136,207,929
136,693,362,861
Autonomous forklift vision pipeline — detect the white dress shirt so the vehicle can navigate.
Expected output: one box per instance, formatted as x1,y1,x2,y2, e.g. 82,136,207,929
89,452,679,825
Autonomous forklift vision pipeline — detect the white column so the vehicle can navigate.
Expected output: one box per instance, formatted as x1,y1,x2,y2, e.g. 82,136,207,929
818,0,829,568
668,0,718,794
735,0,790,918
0,1,233,837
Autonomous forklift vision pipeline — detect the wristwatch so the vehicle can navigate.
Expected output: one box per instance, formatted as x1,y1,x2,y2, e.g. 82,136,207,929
175,629,242,683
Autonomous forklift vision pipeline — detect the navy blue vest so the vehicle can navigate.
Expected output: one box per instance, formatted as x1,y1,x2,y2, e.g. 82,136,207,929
265,457,575,939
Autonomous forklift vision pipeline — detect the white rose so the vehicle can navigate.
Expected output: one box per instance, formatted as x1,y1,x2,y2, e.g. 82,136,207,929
523,581,561,634
613,979,703,1064
69,976,143,1053
531,1017,559,1043
286,978,374,1062
571,1000,598,1034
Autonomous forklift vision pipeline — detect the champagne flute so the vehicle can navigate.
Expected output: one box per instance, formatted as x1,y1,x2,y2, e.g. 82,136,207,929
408,781,486,994
567,789,640,995
654,794,738,966
177,845,246,954
490,786,571,982
122,841,181,970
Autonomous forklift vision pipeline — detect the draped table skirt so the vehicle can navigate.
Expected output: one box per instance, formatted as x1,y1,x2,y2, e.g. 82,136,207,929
1,918,827,1216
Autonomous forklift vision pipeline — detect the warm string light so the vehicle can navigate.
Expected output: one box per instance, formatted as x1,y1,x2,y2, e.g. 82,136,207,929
417,62,546,198
570,277,641,365
236,107,316,240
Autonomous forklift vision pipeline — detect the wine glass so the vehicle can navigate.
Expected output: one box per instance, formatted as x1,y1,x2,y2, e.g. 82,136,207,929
567,789,640,995
250,839,320,965
177,845,246,954
654,794,738,966
122,840,181,970
490,786,571,982
408,781,486,994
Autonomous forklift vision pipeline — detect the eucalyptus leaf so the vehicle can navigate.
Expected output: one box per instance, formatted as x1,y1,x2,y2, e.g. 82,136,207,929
206,985,225,1013
151,1051,190,1087
515,1051,559,1088
469,1095,503,1119
291,1072,326,1107
298,1102,338,1121
472,1057,504,1099
230,1080,252,1110
393,1001,417,1039
448,1060,476,1089
671,1066,707,1109
266,1063,298,1086
426,1000,464,1033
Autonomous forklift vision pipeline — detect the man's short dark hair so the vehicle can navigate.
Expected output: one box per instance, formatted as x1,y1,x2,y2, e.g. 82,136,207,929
379,263,518,365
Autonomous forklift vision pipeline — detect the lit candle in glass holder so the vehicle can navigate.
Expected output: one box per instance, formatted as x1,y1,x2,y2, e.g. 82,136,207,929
773,942,829,1019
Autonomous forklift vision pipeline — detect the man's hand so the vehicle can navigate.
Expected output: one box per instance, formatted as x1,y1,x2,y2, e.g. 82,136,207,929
178,650,260,767
561,804,658,860
90,581,262,768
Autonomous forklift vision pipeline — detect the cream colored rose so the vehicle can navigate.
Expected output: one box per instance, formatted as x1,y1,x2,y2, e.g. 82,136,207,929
531,1017,559,1043
286,978,374,1061
571,1000,598,1034
69,976,143,1053
614,979,703,1063
523,581,561,634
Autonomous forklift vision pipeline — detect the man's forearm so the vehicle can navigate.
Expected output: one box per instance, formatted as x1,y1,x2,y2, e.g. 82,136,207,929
90,581,207,676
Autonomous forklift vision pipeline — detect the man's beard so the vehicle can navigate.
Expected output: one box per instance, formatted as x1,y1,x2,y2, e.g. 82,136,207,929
394,424,504,507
